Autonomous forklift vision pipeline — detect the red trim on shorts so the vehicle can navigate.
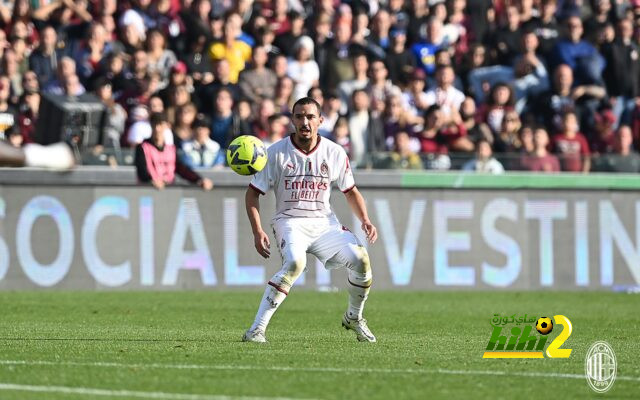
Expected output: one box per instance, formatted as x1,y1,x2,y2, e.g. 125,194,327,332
348,279,371,289
249,183,265,195
341,184,355,193
268,281,289,295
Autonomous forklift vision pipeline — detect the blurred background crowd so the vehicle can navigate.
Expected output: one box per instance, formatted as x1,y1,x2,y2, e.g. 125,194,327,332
1,0,640,173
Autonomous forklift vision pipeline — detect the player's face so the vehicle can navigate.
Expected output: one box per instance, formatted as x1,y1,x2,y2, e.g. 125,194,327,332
292,103,323,143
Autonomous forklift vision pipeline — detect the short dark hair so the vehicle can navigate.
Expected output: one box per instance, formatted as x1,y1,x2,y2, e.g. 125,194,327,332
149,112,168,126
425,104,441,119
292,97,321,115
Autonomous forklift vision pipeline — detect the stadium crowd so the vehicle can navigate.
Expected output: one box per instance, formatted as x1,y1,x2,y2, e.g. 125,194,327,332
1,0,640,173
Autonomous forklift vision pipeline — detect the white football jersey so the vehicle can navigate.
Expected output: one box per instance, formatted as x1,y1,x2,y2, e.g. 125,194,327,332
250,135,355,221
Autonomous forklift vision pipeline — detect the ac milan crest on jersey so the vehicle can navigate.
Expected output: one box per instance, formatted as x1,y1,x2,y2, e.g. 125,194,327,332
320,160,329,176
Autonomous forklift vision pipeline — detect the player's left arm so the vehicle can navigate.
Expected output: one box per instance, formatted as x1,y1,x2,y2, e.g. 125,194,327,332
344,187,377,244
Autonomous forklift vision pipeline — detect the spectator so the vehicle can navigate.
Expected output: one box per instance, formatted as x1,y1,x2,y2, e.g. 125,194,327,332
145,28,177,88
583,0,614,45
590,108,617,154
488,5,522,66
28,25,62,87
184,32,214,87
173,102,198,147
348,89,385,167
3,48,23,101
424,65,466,119
550,15,605,86
366,59,400,109
318,90,342,138
262,114,288,148
602,18,640,126
286,36,320,101
181,114,224,169
384,131,424,170
384,93,420,149
462,139,505,173
478,82,516,134
44,56,86,96
533,64,605,134
411,17,448,76
523,0,560,58
419,105,452,170
407,0,430,45
159,61,193,106
401,68,429,121
366,8,392,59
198,58,240,113
338,52,369,114
322,21,363,90
76,22,120,86
552,111,591,172
238,46,278,107
520,127,561,172
331,116,351,157
493,110,522,157
274,76,294,114
94,78,126,149
252,98,276,140
519,125,536,155
135,111,213,190
127,105,173,147
459,96,492,146
385,27,416,87
210,87,250,148
10,35,29,75
592,125,640,172
208,12,252,84
16,89,39,144
21,71,39,94
275,11,306,58
0,75,17,141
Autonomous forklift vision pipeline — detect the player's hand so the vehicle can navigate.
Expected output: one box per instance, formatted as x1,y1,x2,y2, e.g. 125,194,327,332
199,178,213,191
152,179,165,190
362,220,377,244
254,230,271,258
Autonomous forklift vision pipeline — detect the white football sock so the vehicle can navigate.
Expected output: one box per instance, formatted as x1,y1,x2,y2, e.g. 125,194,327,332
23,143,75,170
249,283,288,332
347,270,371,320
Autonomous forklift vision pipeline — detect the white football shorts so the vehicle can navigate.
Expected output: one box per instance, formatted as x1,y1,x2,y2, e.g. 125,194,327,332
271,216,363,270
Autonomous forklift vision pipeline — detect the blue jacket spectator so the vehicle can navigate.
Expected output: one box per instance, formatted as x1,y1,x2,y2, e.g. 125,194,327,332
551,16,605,85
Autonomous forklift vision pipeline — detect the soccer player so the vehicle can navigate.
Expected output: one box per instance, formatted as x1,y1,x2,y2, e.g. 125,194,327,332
243,97,378,343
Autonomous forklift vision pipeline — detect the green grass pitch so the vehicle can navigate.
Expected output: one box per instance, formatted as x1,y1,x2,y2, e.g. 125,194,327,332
0,290,638,399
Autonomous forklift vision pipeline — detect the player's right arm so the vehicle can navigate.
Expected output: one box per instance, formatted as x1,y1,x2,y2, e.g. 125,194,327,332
245,187,271,258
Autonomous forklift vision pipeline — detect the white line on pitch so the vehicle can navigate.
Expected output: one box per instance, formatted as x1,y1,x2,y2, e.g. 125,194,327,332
0,383,312,400
0,359,639,382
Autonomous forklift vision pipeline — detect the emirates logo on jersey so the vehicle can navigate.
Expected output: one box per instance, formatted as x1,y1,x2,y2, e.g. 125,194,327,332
320,161,329,176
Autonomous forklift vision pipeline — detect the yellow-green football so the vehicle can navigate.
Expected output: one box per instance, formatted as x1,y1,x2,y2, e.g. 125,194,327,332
536,317,553,335
226,135,267,175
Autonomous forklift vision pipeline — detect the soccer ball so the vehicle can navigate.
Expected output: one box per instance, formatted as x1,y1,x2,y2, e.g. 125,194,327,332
226,135,267,175
536,317,553,335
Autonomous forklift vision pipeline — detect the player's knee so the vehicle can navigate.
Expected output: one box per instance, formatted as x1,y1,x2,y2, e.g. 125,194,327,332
353,246,371,275
281,259,306,285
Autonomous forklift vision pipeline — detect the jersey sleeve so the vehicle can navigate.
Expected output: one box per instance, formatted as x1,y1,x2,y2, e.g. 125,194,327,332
336,149,355,193
249,151,273,195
